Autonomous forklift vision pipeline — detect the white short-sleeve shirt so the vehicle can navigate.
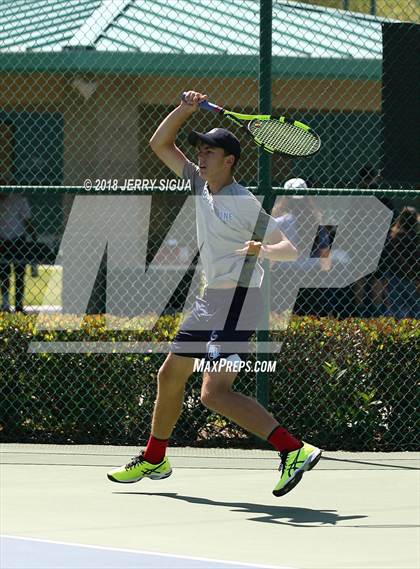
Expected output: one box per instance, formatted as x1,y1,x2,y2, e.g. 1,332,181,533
183,161,278,288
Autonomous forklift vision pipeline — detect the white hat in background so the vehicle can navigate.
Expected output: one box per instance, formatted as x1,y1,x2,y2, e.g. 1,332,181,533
283,177,308,189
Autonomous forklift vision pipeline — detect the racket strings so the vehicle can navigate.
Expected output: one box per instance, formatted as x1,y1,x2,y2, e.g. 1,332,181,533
248,120,320,156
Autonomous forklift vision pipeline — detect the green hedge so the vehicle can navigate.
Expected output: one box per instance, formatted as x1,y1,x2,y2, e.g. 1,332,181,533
269,318,418,451
0,314,418,451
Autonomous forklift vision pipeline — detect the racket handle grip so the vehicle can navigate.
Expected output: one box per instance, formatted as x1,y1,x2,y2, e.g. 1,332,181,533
181,92,222,113
198,100,222,113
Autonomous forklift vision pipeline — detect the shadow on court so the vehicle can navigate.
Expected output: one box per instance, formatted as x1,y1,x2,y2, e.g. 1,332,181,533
113,492,367,527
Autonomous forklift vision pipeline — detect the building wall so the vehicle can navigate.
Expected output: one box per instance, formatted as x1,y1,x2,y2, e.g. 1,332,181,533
0,72,382,189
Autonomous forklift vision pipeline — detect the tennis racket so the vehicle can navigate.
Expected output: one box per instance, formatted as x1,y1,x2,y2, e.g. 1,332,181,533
182,93,320,157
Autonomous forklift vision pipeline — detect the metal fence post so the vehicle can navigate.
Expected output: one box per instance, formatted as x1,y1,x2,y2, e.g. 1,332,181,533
370,0,376,15
256,0,272,409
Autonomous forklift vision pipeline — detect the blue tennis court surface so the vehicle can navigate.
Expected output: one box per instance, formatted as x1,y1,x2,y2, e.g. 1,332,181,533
1,536,289,569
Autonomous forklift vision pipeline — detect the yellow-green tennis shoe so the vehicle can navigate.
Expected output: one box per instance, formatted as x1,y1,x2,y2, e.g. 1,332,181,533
273,442,322,497
107,453,172,484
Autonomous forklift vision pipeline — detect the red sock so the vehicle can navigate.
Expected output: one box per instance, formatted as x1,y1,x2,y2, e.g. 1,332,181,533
143,435,168,464
267,426,302,452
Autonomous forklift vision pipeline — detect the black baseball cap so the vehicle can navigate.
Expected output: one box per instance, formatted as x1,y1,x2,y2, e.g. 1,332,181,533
188,128,241,162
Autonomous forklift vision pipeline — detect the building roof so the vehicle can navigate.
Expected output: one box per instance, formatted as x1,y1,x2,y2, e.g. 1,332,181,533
0,0,389,79
0,0,101,51
93,0,384,60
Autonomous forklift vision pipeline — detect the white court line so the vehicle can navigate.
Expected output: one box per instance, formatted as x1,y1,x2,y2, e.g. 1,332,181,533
1,535,297,569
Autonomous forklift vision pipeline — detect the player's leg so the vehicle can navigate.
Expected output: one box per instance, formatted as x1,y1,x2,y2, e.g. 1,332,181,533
107,285,210,485
201,365,321,497
200,366,305,447
200,287,286,440
107,353,195,484
150,352,196,440
200,367,278,439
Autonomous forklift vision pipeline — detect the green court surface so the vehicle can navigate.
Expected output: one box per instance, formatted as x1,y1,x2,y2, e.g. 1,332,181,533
1,445,419,569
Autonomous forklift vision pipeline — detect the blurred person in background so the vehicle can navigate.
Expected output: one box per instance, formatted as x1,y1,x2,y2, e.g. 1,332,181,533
381,206,419,318
0,191,34,312
272,178,332,316
353,164,395,317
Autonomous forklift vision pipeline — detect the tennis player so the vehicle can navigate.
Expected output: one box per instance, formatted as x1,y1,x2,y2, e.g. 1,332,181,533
107,91,322,496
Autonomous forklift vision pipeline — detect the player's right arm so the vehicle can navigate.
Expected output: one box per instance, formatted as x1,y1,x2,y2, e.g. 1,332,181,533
149,91,207,177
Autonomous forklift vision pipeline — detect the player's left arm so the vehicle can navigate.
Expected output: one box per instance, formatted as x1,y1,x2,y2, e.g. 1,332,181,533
235,197,298,261
262,226,298,261
236,227,297,262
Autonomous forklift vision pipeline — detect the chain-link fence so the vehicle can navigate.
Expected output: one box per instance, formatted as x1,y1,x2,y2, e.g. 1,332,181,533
1,0,418,188
0,187,418,450
0,1,419,450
